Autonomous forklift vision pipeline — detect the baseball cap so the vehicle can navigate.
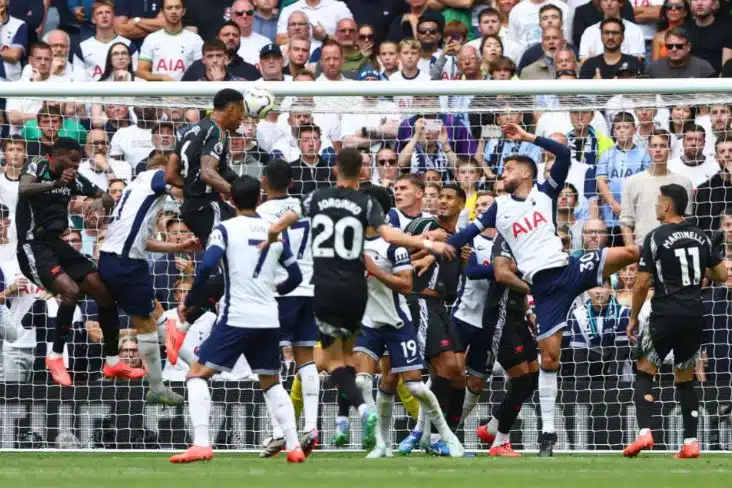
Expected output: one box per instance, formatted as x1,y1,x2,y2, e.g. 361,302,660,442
260,43,283,58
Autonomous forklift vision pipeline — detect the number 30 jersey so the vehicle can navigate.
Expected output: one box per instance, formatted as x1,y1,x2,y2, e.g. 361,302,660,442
258,195,314,297
639,221,720,318
297,187,386,288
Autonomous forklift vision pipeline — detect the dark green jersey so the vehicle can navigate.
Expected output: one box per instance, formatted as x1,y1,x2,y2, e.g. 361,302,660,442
405,216,462,302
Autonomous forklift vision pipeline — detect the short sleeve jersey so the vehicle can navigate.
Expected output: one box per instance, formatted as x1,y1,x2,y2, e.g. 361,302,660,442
176,117,229,201
16,156,101,242
299,186,386,287
405,215,462,301
639,220,721,318
485,234,527,317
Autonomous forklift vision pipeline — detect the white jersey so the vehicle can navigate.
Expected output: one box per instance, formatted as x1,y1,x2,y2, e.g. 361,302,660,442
453,234,493,328
139,28,203,81
161,309,252,381
209,216,291,328
387,208,431,231
74,35,136,81
0,15,27,81
257,196,314,297
362,237,412,329
1,259,42,349
0,172,19,217
101,169,167,260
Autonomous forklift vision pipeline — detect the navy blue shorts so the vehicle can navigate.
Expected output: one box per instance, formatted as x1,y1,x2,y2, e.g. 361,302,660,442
277,296,317,348
531,249,607,341
354,324,423,373
98,252,155,317
198,323,280,375
453,317,494,378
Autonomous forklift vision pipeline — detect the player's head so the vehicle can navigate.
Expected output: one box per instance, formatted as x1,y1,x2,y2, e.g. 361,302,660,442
213,88,245,131
231,175,261,211
335,147,362,182
501,155,537,193
394,174,424,211
52,137,83,170
657,183,688,222
362,184,392,215
263,158,293,194
438,183,466,219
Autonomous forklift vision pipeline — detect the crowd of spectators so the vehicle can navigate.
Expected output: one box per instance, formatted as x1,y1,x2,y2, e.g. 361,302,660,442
0,0,729,424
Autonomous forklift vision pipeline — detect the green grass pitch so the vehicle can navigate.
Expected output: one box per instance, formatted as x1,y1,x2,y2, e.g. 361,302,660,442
1,452,732,488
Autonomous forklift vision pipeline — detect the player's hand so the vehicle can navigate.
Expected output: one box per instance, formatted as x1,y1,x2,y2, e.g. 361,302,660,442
85,320,103,343
58,167,76,186
626,317,639,344
431,241,456,260
424,228,448,242
502,123,529,142
176,237,201,253
414,118,426,138
412,254,436,276
460,246,472,264
174,256,194,274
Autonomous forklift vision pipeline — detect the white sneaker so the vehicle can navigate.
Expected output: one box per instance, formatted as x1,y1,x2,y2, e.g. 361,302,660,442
366,444,393,458
443,432,465,458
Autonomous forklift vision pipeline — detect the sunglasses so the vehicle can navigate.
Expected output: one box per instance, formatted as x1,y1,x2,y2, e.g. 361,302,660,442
666,42,686,50
234,9,254,17
418,28,439,35
666,3,686,9
377,158,397,166
359,34,374,41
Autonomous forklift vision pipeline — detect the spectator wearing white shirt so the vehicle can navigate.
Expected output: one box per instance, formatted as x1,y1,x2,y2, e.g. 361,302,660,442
110,106,157,170
579,0,646,59
667,123,720,187
467,7,524,63
389,39,431,112
73,0,136,81
0,0,27,82
20,31,75,82
272,108,335,163
79,129,132,190
508,0,570,50
415,12,443,74
278,11,315,57
0,136,23,218
232,0,271,67
277,0,353,51
7,43,53,134
136,0,203,82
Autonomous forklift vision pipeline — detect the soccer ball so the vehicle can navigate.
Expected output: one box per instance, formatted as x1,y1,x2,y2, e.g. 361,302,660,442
244,88,276,119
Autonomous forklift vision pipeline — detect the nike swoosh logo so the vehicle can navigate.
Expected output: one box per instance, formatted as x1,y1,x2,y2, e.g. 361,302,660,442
405,357,419,364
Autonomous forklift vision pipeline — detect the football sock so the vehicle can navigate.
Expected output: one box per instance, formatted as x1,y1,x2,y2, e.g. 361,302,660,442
404,380,453,441
290,373,303,420
52,302,75,355
412,378,431,434
263,383,300,451
356,373,375,409
430,375,453,419
187,377,211,447
460,386,481,425
497,374,534,435
539,368,558,434
98,305,120,361
492,431,510,448
298,362,319,432
676,380,699,440
331,366,365,410
634,371,655,432
396,377,420,420
137,332,164,393
376,387,395,448
486,416,499,436
447,386,466,432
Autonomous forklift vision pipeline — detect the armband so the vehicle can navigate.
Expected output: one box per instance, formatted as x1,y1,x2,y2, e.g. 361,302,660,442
423,240,434,251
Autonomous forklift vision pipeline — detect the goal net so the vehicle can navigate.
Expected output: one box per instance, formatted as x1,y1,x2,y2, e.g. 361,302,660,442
0,80,731,453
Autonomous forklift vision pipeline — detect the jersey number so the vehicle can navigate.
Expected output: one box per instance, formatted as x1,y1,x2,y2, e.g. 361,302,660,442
248,239,270,278
311,215,363,260
179,140,191,177
400,340,418,359
290,220,310,259
674,247,701,286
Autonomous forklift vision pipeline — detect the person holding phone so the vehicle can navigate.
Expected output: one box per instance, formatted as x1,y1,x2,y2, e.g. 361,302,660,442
431,21,467,80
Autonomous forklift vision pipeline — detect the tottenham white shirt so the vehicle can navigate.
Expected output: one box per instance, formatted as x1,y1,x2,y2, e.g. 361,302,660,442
0,15,27,81
453,234,493,328
73,35,136,81
362,237,412,328
139,28,203,81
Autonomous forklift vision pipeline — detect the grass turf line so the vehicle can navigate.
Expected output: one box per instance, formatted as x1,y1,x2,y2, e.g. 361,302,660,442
1,452,731,488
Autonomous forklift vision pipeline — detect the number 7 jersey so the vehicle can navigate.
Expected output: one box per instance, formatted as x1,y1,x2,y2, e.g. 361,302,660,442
296,187,386,288
639,220,721,318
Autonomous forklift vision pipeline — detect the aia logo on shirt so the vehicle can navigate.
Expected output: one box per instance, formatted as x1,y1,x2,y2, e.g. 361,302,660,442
156,58,186,72
511,211,548,238
93,65,103,78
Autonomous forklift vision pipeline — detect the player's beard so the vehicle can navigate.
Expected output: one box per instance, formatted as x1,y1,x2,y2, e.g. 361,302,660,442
503,179,518,193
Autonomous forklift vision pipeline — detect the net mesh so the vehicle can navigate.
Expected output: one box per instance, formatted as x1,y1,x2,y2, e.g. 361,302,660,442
0,88,731,452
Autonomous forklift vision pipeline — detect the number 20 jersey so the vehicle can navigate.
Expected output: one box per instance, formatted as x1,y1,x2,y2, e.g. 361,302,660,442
296,187,386,288
639,220,720,318
258,195,314,297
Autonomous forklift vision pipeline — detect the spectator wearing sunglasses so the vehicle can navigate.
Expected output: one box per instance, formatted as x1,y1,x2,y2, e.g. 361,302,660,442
374,148,400,189
651,0,690,60
230,0,272,66
647,27,714,77
331,18,373,79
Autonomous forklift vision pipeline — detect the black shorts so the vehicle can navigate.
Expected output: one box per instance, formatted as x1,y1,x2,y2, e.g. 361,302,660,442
181,198,235,244
411,296,463,360
314,282,367,347
642,314,702,370
17,238,97,290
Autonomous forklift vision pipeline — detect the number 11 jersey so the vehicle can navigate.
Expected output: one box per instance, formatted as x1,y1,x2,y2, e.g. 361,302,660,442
639,221,721,318
298,187,386,288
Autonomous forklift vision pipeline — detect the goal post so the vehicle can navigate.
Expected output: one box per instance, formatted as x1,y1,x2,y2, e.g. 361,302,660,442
0,80,731,453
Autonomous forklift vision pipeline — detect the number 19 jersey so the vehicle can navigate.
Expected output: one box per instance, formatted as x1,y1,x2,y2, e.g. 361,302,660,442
639,221,720,318
298,187,386,288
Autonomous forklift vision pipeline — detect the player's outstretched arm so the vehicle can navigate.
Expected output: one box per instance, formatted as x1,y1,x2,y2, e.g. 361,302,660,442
706,261,729,283
165,153,185,188
493,255,531,295
146,236,200,253
364,254,413,295
377,224,455,259
534,137,572,196
200,155,232,198
447,202,497,252
627,270,652,343
276,246,303,295
464,252,494,280
264,209,301,246
18,172,70,196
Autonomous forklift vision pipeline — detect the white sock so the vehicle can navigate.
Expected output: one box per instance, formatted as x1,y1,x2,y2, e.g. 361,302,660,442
487,416,499,435
405,380,452,441
137,332,165,394
299,363,320,433
684,437,698,445
376,389,394,448
356,373,375,408
263,384,300,451
187,377,211,447
639,427,651,436
270,413,284,439
460,388,481,425
48,351,63,360
539,369,558,434
106,355,119,367
413,378,431,435
492,431,510,448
